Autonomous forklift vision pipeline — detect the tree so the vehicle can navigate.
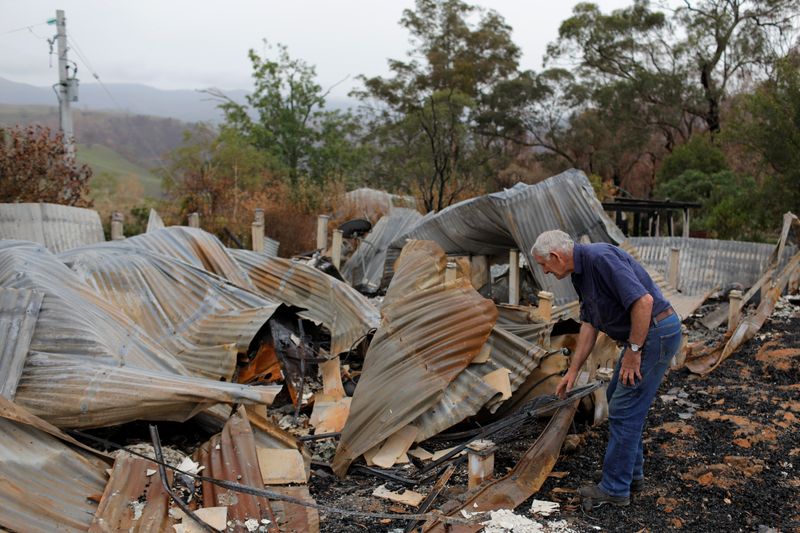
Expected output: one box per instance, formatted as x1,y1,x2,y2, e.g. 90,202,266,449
0,125,92,206
724,54,800,222
354,0,523,211
210,42,362,189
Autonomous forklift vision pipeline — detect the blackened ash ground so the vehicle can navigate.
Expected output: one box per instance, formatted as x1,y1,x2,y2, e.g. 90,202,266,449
306,299,799,533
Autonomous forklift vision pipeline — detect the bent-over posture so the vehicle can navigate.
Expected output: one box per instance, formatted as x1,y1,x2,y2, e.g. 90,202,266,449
532,230,681,507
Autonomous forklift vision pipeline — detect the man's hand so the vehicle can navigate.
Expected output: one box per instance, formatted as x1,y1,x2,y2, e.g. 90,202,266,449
556,370,578,399
619,348,642,386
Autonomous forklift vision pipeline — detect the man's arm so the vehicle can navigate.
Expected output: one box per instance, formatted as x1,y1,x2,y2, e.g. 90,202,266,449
618,293,653,386
556,321,598,399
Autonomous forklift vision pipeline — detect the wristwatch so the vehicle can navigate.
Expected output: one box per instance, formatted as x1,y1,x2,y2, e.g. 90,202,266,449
628,342,641,353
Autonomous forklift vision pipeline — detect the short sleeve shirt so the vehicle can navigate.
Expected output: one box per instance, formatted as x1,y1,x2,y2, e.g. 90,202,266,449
570,243,671,342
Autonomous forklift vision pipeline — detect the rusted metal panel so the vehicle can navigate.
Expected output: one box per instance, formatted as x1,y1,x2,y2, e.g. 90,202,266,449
270,486,320,533
388,170,624,305
89,453,175,533
422,403,578,533
412,326,549,442
0,202,104,253
231,249,380,356
0,241,279,429
0,287,42,400
628,236,780,295
338,187,417,220
121,226,255,290
332,240,498,476
0,416,108,533
61,245,279,380
341,208,423,292
194,408,278,531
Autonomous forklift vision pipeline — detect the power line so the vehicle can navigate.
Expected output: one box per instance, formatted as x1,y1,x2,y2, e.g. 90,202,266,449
0,21,48,37
65,32,172,179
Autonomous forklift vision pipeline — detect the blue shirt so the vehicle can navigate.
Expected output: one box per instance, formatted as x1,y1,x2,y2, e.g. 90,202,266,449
570,243,671,342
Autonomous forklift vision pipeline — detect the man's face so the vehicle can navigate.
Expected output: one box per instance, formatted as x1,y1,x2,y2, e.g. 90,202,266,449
535,252,569,280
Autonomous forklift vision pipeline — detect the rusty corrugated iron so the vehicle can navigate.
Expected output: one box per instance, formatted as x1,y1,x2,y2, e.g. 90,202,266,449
194,408,279,532
231,248,380,356
0,415,108,532
332,240,498,476
629,236,779,295
0,202,104,253
422,402,578,533
89,453,175,533
412,326,549,442
341,207,423,293
121,226,255,290
61,245,280,380
388,170,625,305
0,287,42,399
270,486,320,533
0,241,279,429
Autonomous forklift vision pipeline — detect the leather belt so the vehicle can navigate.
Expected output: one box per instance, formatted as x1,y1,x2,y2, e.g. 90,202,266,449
652,307,674,325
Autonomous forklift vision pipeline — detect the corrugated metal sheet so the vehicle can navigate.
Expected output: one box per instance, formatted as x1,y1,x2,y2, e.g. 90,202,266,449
332,240,498,476
0,202,104,253
0,241,280,429
269,486,320,533
389,170,624,305
146,208,165,233
338,187,417,220
194,408,278,531
61,245,280,380
0,416,107,532
629,236,777,295
412,326,549,442
341,207,423,292
0,287,42,399
231,249,380,356
89,453,174,533
120,226,255,290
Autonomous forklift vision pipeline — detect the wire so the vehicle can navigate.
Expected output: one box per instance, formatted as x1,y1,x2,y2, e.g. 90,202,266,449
0,21,49,37
66,428,474,526
64,32,171,178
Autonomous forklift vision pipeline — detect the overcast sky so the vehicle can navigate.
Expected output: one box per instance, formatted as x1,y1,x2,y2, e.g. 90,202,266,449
2,0,639,100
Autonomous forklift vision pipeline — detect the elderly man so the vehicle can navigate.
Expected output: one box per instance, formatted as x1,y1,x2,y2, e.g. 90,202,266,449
531,229,682,508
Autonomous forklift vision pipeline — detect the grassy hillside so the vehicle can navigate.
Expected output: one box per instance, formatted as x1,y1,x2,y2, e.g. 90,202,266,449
77,143,163,198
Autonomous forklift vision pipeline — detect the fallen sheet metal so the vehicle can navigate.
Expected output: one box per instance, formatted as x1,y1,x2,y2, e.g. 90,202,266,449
387,170,625,305
332,240,498,476
629,236,783,296
194,408,278,531
146,208,165,233
89,452,175,533
0,241,280,428
120,226,255,290
0,202,105,253
340,207,423,293
422,402,578,533
0,415,108,532
269,486,320,533
61,244,280,380
0,287,42,399
412,326,549,442
685,213,800,374
231,248,380,356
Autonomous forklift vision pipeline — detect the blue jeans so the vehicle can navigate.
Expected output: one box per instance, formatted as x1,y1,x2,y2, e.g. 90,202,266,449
599,312,682,497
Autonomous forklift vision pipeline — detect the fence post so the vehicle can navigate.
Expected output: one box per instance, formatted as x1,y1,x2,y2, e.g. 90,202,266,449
316,215,330,251
252,208,265,252
668,247,681,290
332,229,344,269
508,249,519,305
188,212,200,228
110,211,124,240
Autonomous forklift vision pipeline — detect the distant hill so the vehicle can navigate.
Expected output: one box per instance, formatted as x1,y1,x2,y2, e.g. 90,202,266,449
0,103,188,169
76,143,163,198
0,77,355,123
0,77,246,123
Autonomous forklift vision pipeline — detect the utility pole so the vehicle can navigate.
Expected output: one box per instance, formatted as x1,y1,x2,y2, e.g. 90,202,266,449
51,10,78,156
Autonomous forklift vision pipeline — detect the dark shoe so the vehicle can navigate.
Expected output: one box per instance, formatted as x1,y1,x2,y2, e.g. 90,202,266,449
578,483,630,508
593,470,644,493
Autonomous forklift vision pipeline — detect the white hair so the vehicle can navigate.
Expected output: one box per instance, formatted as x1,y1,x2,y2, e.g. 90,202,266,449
531,230,574,258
